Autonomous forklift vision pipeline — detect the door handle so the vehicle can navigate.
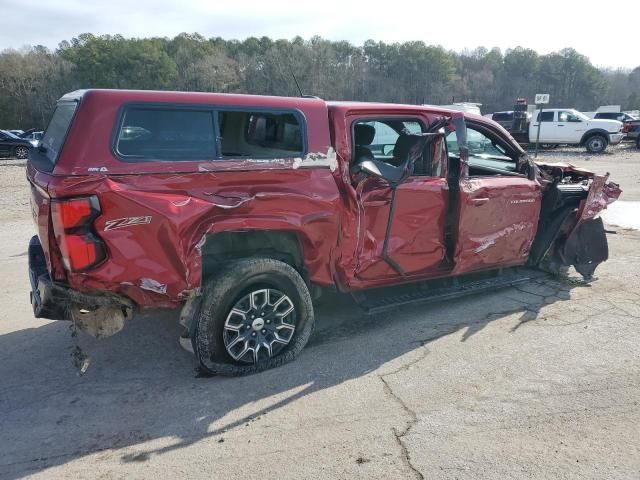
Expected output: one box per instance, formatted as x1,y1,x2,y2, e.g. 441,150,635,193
472,198,489,206
557,124,565,127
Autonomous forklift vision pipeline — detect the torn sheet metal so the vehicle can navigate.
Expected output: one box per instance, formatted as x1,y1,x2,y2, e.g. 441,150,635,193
292,148,338,172
578,174,622,221
140,278,167,295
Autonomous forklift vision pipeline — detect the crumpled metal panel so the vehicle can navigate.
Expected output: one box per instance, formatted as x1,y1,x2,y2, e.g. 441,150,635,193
453,177,541,274
578,174,622,221
354,176,448,280
45,168,341,307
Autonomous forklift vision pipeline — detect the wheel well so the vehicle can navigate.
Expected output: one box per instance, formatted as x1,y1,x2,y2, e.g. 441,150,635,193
201,230,305,282
580,129,608,146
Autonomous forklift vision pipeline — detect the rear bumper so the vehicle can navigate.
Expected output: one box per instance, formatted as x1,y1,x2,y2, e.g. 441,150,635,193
28,235,134,323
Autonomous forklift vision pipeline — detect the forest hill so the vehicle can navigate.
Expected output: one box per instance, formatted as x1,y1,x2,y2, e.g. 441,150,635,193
0,33,638,129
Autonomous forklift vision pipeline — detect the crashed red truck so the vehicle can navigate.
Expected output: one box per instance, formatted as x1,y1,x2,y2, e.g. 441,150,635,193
27,89,621,375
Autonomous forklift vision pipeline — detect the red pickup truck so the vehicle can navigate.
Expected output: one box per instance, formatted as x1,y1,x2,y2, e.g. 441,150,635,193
27,89,621,375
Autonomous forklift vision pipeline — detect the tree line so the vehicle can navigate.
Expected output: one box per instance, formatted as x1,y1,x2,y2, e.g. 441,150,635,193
1,33,639,129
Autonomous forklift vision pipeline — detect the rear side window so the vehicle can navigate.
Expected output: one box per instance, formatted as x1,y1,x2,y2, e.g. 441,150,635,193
41,102,77,164
116,107,216,160
219,111,304,158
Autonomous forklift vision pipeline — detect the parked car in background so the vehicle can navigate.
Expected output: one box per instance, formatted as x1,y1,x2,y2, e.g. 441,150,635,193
21,130,43,148
591,113,640,142
593,111,638,122
26,89,620,375
0,129,32,158
510,109,624,153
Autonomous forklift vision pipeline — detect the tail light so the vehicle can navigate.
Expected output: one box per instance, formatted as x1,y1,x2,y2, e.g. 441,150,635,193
623,123,630,134
51,196,106,272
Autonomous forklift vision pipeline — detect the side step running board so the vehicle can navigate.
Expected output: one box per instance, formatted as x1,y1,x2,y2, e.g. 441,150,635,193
352,268,541,314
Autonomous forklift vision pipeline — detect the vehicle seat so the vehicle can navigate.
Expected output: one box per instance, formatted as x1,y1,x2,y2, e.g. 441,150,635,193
390,134,424,169
352,124,375,167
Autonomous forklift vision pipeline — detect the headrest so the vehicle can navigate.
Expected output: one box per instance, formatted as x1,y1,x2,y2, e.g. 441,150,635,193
354,124,375,146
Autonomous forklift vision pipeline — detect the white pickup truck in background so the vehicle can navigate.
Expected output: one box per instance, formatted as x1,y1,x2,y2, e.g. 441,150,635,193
522,109,624,153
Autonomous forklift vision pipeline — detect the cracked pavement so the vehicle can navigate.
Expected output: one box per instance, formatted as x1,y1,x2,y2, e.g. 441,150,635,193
1,158,639,479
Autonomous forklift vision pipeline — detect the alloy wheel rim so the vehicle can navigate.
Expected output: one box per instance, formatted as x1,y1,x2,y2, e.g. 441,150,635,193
223,288,296,364
590,139,603,151
16,147,28,158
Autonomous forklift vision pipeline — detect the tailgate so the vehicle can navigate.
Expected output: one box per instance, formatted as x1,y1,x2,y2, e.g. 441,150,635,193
26,163,63,281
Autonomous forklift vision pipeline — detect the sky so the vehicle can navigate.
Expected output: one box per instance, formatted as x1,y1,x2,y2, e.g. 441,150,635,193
1,0,638,69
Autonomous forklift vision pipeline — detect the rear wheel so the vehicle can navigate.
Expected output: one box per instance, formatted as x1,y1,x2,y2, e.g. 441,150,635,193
585,134,608,154
193,258,315,376
14,146,28,159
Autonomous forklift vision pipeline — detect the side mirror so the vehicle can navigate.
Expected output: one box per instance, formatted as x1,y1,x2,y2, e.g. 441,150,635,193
382,144,394,156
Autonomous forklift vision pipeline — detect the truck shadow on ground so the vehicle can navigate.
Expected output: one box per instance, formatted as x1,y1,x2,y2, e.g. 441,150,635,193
0,275,583,477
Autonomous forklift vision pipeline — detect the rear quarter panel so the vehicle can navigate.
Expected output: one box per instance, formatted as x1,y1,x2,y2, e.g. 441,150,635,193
47,169,341,307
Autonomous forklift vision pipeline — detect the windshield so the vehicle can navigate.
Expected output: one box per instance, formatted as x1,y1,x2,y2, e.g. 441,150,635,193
40,101,78,164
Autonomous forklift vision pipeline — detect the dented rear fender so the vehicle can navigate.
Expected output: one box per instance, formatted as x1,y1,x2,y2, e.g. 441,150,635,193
46,168,342,307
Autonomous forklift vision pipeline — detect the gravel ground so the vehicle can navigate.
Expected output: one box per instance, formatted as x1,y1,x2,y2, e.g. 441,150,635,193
0,159,30,222
0,146,639,479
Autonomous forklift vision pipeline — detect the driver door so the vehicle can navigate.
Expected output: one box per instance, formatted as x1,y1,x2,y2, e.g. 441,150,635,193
352,117,449,282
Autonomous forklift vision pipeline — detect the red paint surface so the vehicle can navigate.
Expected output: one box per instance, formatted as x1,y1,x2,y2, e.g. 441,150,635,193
26,90,620,308
454,177,541,274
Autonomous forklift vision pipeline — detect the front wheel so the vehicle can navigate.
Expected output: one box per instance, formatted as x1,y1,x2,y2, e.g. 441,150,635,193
193,258,315,376
585,134,608,154
14,146,29,159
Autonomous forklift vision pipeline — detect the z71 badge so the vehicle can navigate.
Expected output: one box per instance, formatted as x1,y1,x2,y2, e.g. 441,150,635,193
104,216,152,231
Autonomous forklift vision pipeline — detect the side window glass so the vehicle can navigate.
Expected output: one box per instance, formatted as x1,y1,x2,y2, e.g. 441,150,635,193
219,111,304,158
466,129,507,157
352,119,438,176
116,108,216,160
446,126,516,177
559,111,581,123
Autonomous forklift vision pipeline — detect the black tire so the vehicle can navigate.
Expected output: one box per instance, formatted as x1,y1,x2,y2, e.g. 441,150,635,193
14,146,29,159
585,134,608,154
193,258,315,376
